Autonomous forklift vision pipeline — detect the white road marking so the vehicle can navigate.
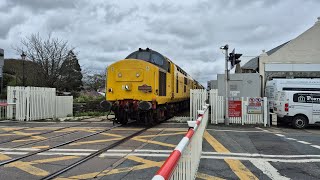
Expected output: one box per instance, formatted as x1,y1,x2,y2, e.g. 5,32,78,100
202,156,320,163
206,129,267,133
255,127,270,132
202,152,320,158
99,153,169,158
3,151,320,163
311,145,320,149
275,134,285,137
250,159,290,180
40,152,91,156
286,138,297,141
134,149,172,153
0,148,39,151
107,149,132,152
297,141,311,145
2,152,28,155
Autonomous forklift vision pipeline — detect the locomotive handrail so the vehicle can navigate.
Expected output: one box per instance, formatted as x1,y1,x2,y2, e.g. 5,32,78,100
152,103,209,180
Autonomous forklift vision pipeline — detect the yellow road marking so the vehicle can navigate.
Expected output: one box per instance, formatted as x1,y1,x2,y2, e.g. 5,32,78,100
0,153,11,161
197,172,226,180
70,137,123,146
1,128,24,131
11,131,47,142
31,146,50,149
55,156,164,180
55,155,224,180
134,132,186,138
132,137,176,148
31,156,79,164
203,131,258,180
5,161,50,176
100,133,123,138
3,155,79,177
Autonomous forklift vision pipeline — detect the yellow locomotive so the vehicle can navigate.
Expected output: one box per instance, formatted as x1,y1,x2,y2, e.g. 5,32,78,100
101,48,203,125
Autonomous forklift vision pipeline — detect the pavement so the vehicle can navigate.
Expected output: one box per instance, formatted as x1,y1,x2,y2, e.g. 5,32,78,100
0,120,319,180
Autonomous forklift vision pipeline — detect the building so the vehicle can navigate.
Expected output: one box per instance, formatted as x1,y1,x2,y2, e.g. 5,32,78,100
241,17,320,94
207,73,261,98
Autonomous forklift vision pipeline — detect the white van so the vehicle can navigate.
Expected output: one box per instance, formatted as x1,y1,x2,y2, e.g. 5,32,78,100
274,90,320,129
265,79,320,111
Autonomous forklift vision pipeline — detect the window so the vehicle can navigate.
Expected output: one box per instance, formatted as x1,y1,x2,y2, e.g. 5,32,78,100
137,51,151,61
151,53,164,66
176,74,179,93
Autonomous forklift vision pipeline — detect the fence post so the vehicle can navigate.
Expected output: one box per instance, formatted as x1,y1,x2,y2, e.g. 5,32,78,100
263,97,268,127
241,97,245,125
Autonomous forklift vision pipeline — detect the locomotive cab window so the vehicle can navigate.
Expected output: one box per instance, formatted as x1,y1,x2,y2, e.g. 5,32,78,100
125,49,169,72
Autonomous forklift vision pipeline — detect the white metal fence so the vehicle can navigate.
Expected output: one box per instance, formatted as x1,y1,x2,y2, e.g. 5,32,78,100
190,89,207,121
153,104,209,180
210,89,268,126
6,86,73,121
209,89,224,124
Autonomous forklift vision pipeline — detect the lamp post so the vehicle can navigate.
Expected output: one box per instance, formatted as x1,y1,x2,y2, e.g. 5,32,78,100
21,51,26,87
220,44,229,125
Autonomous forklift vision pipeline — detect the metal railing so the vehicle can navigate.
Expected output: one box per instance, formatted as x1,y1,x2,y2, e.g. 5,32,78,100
0,101,16,120
152,104,209,180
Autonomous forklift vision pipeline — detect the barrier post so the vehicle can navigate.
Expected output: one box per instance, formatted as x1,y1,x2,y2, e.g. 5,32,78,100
153,103,209,180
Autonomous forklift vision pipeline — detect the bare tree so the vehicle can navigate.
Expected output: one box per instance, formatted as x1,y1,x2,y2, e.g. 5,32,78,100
15,33,73,87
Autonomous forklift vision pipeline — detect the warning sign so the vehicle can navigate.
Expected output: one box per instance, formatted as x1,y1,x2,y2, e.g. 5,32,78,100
229,100,242,117
248,97,263,114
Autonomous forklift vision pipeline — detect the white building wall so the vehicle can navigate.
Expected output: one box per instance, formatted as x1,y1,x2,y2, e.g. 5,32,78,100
259,18,320,93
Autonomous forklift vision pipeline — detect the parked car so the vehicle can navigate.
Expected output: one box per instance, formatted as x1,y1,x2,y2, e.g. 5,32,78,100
274,90,320,129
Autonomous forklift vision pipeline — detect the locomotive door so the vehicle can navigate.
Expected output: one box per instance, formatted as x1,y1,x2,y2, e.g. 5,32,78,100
170,63,175,99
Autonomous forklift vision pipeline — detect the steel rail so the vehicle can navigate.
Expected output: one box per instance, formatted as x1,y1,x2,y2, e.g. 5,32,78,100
0,122,91,145
40,126,149,180
0,123,122,166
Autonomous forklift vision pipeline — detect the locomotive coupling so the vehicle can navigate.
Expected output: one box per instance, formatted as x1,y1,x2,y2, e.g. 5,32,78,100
100,100,112,111
138,101,152,111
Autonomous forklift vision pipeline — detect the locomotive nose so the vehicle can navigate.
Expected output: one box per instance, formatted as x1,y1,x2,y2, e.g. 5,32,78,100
116,68,143,82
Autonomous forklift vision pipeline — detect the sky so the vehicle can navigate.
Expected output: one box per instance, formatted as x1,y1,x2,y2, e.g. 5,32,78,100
0,0,320,86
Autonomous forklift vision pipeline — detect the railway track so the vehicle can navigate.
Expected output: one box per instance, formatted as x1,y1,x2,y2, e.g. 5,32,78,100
0,122,92,145
41,126,149,180
0,121,85,135
0,122,123,166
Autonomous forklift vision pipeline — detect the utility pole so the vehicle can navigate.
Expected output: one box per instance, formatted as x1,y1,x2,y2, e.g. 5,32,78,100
220,44,229,125
21,52,26,87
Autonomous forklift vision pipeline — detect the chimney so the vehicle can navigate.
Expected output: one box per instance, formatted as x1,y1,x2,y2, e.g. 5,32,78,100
316,17,320,25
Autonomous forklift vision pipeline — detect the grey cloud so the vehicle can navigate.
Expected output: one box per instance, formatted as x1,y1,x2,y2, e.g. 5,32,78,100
0,9,26,38
5,0,76,11
0,0,320,86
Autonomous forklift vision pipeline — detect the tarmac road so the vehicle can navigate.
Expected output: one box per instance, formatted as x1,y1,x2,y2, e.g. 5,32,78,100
0,121,320,179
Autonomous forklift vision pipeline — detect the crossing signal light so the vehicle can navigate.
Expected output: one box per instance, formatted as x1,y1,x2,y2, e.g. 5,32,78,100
229,49,242,69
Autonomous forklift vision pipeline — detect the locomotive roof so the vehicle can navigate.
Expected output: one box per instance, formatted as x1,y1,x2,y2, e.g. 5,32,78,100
125,48,170,72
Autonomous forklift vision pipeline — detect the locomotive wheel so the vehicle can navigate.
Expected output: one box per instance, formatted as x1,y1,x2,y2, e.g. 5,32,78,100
140,111,154,126
118,109,128,125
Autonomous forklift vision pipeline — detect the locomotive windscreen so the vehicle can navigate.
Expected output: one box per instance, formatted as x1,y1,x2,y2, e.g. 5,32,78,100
126,49,169,72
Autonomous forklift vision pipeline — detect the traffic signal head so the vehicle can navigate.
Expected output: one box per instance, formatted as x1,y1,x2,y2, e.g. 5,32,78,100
229,49,242,68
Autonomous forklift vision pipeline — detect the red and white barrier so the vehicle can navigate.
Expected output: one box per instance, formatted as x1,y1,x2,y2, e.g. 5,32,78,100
152,104,209,180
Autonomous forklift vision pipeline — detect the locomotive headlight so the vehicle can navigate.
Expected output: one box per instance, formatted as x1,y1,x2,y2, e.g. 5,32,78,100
123,83,131,91
136,73,140,77
118,73,122,77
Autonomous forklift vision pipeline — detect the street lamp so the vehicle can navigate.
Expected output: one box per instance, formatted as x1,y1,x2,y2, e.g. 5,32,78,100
21,51,26,86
